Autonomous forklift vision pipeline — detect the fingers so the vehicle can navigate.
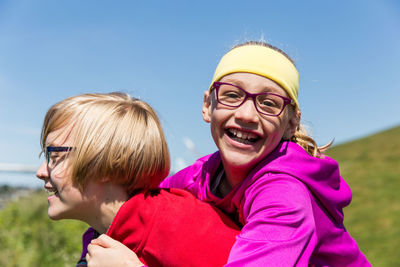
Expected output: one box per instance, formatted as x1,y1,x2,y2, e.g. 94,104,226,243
90,234,117,248
86,242,110,267
86,251,91,262
86,238,145,267
86,243,102,267
87,243,103,256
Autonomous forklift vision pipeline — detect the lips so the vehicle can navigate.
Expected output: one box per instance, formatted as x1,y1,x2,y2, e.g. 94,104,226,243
226,128,260,144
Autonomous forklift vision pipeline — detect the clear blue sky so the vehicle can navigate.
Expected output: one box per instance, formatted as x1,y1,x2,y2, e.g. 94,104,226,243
1,0,399,173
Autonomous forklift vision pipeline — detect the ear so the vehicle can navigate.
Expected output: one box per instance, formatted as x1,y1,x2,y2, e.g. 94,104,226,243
283,109,301,140
202,90,212,123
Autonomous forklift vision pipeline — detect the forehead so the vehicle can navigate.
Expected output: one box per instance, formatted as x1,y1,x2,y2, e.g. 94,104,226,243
219,72,288,96
46,125,75,146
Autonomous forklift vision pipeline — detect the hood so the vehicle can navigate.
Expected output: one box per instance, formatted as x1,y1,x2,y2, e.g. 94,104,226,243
253,141,352,224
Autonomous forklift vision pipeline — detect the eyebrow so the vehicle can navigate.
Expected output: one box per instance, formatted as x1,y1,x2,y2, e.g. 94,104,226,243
45,141,60,147
221,78,282,93
220,77,244,86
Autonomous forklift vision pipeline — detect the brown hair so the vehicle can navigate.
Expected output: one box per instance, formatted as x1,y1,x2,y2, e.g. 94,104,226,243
40,92,170,194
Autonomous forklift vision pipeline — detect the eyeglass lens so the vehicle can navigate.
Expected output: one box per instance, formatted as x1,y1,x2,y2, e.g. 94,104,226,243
46,147,73,168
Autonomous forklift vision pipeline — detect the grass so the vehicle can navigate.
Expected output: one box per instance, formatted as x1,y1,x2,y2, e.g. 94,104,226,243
327,126,400,266
0,190,88,267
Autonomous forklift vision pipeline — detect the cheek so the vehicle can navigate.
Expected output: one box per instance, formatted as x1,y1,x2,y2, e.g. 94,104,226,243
209,119,221,146
59,182,85,205
51,167,64,178
51,171,69,188
261,117,290,142
51,171,74,192
66,187,85,201
209,109,229,136
262,115,282,130
53,160,72,178
281,110,297,137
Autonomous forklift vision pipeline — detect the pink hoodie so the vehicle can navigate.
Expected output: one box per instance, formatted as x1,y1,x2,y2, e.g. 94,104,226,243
160,141,371,266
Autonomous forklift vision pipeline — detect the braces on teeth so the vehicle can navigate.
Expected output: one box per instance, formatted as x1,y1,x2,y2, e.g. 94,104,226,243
229,129,258,141
45,188,57,196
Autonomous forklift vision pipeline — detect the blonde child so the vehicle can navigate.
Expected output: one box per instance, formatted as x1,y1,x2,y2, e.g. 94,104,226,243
36,92,240,267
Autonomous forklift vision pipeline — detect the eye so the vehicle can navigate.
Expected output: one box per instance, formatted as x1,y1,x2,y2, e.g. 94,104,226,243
217,84,244,104
223,90,241,99
49,152,61,164
48,152,69,167
258,97,279,108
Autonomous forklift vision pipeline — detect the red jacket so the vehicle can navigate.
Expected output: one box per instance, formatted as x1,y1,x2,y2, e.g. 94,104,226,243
107,188,240,267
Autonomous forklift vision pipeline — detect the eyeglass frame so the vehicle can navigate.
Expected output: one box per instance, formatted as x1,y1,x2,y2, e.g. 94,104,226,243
212,81,294,117
45,146,74,166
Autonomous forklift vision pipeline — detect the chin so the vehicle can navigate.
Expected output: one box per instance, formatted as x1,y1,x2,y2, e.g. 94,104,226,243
48,212,62,221
223,151,258,168
47,208,66,221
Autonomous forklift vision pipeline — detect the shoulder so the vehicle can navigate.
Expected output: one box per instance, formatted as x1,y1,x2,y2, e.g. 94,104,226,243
118,188,216,218
121,188,198,211
242,174,314,221
259,141,341,177
248,173,310,199
107,189,201,241
108,191,159,234
149,188,240,231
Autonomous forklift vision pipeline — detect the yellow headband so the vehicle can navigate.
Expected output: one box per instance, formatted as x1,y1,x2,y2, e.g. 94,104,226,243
209,44,299,108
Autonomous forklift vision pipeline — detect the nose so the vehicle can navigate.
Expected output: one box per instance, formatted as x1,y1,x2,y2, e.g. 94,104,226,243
234,98,260,124
36,161,49,180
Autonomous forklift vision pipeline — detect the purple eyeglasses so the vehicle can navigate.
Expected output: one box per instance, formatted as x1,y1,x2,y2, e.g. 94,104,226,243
212,82,294,117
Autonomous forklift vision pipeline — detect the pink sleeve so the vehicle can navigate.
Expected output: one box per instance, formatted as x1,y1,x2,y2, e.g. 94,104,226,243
159,166,196,189
159,158,206,196
225,175,316,266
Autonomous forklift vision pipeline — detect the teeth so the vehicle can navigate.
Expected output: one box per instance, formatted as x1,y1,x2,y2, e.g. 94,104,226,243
229,129,258,141
45,188,57,196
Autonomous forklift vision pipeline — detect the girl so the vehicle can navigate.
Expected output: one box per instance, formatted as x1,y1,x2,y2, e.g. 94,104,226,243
160,41,371,266
88,42,371,266
36,92,240,267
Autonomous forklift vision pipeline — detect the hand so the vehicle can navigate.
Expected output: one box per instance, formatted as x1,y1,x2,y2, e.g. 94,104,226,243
86,234,145,267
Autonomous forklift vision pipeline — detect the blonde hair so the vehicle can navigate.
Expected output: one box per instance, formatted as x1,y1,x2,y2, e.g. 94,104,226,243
40,92,170,194
231,41,331,157
290,124,331,157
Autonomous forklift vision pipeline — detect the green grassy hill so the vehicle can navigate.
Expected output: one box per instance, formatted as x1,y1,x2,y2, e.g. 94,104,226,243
327,125,400,266
0,126,399,266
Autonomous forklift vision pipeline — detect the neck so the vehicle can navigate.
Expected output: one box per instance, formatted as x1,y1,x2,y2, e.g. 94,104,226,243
219,159,249,191
224,167,247,188
83,182,129,234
